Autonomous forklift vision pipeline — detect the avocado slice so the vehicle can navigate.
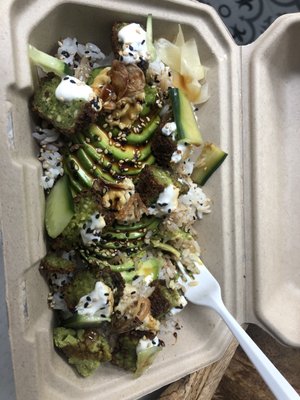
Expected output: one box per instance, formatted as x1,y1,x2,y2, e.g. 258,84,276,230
104,219,160,240
191,142,228,186
137,257,163,281
45,175,74,239
126,114,160,145
76,134,155,176
112,216,159,232
169,87,203,146
63,313,110,329
88,124,152,161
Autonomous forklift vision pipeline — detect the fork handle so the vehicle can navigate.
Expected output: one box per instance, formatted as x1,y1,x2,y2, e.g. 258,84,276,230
211,299,299,400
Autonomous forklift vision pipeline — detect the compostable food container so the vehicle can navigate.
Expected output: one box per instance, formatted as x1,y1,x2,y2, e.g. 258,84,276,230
0,0,299,399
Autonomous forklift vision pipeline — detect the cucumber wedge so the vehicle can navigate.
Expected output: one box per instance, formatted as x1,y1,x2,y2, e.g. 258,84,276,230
135,346,162,377
191,142,228,186
28,44,73,77
45,175,74,239
146,14,156,62
169,87,203,146
63,313,109,329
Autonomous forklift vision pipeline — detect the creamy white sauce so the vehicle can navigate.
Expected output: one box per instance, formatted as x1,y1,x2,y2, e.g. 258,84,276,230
148,184,179,216
55,75,95,102
171,143,189,163
169,295,188,315
80,212,106,246
136,336,160,353
118,23,149,64
161,121,177,140
76,281,113,318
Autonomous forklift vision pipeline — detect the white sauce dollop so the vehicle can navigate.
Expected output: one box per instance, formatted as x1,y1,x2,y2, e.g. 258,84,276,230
136,336,160,354
76,281,113,318
118,23,149,64
80,212,106,246
161,121,177,140
55,75,95,102
148,184,179,216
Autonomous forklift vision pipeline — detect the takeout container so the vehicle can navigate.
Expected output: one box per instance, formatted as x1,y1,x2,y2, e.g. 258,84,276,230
1,0,300,399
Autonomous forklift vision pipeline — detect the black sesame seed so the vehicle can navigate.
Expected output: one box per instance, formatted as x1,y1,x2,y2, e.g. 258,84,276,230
131,291,136,295
152,340,157,344
61,50,70,57
100,314,106,318
63,76,69,80
168,209,171,213
84,302,89,308
95,213,100,219
86,296,91,301
83,223,87,229
129,45,133,51
70,79,76,84
129,52,134,56
104,293,109,296
85,50,90,54
141,40,145,44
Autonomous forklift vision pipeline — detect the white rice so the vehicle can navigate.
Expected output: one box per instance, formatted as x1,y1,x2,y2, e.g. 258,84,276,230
57,37,110,70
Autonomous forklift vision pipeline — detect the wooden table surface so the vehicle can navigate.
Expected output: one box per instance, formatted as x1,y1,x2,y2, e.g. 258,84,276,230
158,325,300,400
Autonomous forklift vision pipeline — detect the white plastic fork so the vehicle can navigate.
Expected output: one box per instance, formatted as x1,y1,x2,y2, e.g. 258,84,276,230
177,261,300,400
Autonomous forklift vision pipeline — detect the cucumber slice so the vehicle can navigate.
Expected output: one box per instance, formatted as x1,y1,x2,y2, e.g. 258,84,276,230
45,175,74,239
28,44,73,77
146,14,156,62
191,143,228,186
169,87,203,146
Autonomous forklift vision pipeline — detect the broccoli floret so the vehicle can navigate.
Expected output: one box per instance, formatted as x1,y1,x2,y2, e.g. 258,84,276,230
63,267,124,310
112,331,161,375
63,270,96,309
149,280,184,319
53,327,111,377
111,332,140,372
52,191,102,250
31,74,97,136
40,253,75,274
